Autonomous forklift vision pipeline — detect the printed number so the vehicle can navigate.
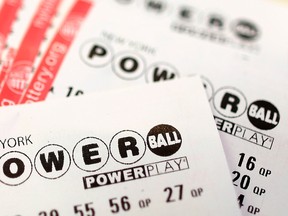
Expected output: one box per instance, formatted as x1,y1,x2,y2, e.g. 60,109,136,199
109,196,131,213
73,202,95,216
38,210,59,216
66,86,84,97
232,171,250,190
238,153,256,171
164,184,183,203
238,194,245,208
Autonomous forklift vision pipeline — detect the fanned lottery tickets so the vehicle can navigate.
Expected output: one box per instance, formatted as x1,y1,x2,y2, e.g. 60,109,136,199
10,0,288,215
0,77,241,216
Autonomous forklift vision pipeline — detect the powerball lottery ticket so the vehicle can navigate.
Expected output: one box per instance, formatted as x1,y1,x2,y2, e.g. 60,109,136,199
17,0,288,215
0,77,241,215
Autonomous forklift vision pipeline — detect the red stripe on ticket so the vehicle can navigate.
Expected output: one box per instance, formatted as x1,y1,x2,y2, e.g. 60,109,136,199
0,0,22,57
20,0,93,104
0,0,22,92
0,0,61,106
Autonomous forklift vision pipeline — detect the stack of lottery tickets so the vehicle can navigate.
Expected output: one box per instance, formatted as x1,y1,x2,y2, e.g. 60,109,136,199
0,0,287,215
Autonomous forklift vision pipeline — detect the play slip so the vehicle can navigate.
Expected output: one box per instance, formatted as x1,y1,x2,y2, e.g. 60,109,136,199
0,77,240,215
15,1,288,216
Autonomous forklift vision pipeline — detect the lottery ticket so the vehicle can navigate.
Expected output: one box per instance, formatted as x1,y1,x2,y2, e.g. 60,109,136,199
0,0,61,96
16,0,288,215
0,0,25,88
18,0,288,101
0,0,22,58
0,0,87,104
0,77,241,215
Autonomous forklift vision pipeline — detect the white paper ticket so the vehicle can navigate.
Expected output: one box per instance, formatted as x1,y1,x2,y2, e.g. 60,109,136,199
19,0,288,100
0,77,241,216
15,0,288,215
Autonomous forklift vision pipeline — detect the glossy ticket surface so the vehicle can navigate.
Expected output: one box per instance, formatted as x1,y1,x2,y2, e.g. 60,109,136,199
0,77,241,216
20,0,287,215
